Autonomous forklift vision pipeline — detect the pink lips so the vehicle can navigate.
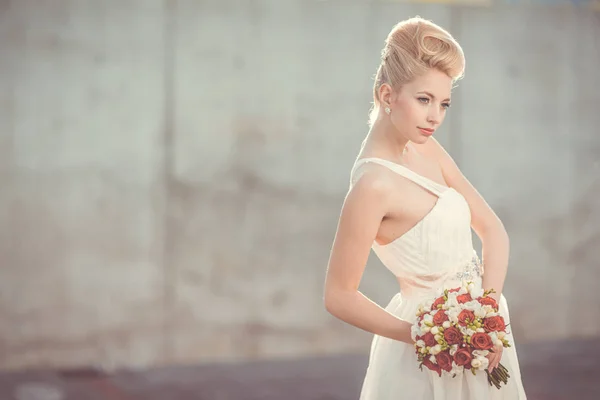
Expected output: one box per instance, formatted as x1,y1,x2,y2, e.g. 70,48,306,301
418,127,435,136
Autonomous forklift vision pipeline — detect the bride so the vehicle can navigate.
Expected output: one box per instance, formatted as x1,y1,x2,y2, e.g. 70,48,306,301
323,16,527,399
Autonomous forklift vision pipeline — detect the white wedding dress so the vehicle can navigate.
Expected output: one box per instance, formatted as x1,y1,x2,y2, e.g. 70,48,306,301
351,158,527,400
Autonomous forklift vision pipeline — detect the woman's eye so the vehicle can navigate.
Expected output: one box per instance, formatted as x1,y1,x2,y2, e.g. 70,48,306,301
442,103,451,109
418,97,430,104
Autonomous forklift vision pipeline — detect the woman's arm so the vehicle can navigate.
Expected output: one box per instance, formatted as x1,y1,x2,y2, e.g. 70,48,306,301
323,170,414,344
424,139,509,303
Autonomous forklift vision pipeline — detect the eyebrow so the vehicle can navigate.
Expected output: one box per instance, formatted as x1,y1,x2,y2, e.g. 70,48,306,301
418,91,451,102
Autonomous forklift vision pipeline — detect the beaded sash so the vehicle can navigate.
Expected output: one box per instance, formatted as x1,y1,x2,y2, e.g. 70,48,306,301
452,253,484,281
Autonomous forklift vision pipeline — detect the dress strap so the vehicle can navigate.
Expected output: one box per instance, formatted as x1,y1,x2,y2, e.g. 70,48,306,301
352,157,447,197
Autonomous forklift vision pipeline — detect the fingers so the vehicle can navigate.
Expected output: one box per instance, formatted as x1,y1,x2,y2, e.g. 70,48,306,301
486,353,496,372
488,355,496,372
488,347,503,372
488,354,496,372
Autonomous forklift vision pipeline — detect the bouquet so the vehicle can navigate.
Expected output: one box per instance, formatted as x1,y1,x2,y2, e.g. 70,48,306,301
411,281,511,389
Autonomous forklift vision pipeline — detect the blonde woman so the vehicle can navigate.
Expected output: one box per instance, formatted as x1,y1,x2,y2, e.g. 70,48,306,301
323,17,527,399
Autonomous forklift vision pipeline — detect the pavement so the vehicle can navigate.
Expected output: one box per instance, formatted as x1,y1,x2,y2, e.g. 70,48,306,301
1,337,598,400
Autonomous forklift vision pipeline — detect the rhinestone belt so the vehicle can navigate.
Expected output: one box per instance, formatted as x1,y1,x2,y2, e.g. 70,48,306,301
453,254,484,281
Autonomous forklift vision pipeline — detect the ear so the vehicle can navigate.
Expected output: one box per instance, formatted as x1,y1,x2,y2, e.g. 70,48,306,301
378,83,394,107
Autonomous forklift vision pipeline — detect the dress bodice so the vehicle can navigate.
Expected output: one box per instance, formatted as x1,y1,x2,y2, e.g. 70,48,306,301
350,157,483,298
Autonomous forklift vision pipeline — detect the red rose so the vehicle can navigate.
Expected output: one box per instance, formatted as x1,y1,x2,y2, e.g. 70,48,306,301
422,357,442,377
483,316,506,332
448,287,460,293
431,296,445,310
453,348,473,367
435,351,453,372
443,326,463,345
456,293,472,304
419,332,437,347
478,296,498,309
471,332,494,350
457,310,476,326
433,310,449,325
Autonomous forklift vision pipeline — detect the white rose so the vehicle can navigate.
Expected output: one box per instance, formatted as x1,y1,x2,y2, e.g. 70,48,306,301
474,307,487,319
442,321,451,329
416,340,425,348
462,327,476,337
476,328,485,333
496,339,503,347
473,350,489,358
422,325,431,333
489,332,498,343
465,300,482,313
448,310,460,324
471,287,484,298
479,356,489,370
467,282,475,294
447,295,459,308
429,344,442,355
429,355,437,363
431,326,439,335
450,363,464,376
411,325,420,340
449,345,459,356
471,358,482,369
497,331,506,339
423,314,434,324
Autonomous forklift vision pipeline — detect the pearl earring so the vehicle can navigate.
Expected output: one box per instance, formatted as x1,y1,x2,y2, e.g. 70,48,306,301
385,107,391,115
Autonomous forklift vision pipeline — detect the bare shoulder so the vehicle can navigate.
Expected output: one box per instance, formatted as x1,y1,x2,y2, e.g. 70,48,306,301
414,137,462,179
347,165,396,206
414,137,453,162
416,139,502,235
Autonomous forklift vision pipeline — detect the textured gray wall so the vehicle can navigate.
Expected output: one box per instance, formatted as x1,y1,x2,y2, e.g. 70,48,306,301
1,0,599,371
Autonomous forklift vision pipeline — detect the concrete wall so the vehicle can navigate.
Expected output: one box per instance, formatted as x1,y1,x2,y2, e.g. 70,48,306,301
1,0,599,370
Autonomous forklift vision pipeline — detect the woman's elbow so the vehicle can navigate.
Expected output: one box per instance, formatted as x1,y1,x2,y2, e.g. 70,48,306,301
323,289,338,315
323,287,351,316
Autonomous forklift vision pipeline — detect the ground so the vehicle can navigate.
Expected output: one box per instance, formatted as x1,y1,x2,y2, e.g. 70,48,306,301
1,338,598,400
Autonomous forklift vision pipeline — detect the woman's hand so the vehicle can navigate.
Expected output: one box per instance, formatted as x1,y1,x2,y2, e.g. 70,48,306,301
486,343,504,372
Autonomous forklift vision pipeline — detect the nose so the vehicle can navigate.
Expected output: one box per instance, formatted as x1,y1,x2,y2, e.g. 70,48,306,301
427,109,441,125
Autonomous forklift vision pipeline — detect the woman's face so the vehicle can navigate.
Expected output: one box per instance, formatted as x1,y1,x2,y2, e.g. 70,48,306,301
385,68,454,144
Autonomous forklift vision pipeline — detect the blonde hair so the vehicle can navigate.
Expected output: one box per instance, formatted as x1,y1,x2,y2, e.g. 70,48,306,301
369,16,465,126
